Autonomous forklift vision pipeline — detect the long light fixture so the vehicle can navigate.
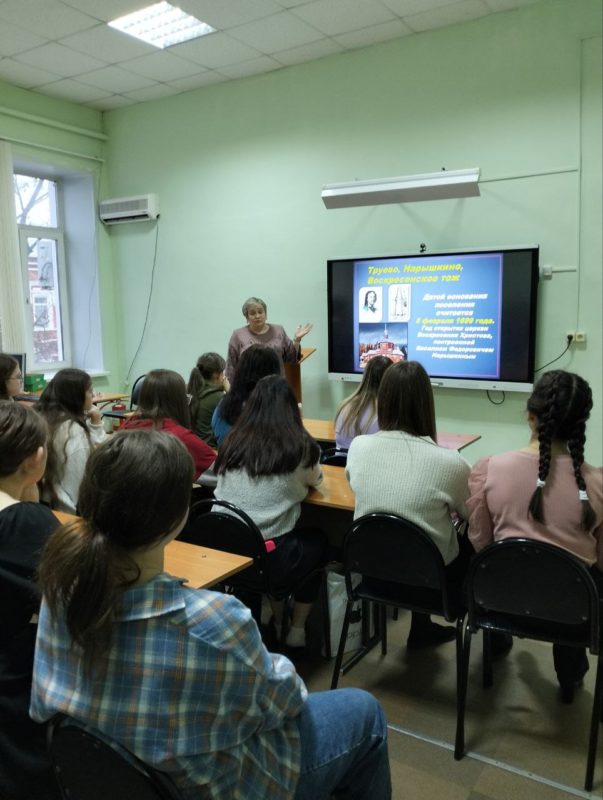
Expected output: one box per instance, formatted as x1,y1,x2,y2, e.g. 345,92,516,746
321,168,480,209
108,2,215,49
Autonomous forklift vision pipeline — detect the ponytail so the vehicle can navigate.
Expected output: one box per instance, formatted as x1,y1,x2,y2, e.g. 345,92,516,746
38,519,139,674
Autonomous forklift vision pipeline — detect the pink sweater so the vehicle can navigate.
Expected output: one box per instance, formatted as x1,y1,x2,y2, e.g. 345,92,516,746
468,450,603,568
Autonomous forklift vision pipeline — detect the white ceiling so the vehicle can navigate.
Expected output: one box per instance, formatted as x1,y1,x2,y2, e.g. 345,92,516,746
0,0,541,111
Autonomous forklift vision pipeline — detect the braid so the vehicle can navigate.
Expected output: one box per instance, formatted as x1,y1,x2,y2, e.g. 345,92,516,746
527,374,559,524
567,421,596,530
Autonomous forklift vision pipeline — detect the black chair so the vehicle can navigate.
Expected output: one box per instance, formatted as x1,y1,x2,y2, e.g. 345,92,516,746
102,374,146,422
331,513,465,689
454,538,603,792
47,715,183,800
180,499,329,649
320,448,348,467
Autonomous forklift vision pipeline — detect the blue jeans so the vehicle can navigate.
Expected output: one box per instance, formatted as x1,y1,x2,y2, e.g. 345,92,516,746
294,689,391,800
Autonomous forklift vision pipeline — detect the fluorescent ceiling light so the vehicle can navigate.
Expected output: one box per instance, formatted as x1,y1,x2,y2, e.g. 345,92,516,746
321,168,480,209
108,2,215,49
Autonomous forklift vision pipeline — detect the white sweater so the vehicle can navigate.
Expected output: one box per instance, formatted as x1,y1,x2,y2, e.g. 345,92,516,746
215,462,323,541
48,419,107,513
346,430,470,565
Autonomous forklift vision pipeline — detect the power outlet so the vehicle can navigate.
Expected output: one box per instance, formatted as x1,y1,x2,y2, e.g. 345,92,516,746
567,331,587,344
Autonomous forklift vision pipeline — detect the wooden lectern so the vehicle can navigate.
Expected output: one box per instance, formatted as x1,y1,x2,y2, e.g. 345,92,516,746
284,347,315,405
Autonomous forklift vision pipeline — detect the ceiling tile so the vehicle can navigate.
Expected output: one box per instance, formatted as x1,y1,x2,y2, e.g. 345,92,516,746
120,51,204,81
167,70,228,90
0,57,62,87
77,65,156,92
218,55,283,79
59,23,157,62
172,32,262,68
177,0,282,29
58,0,156,24
293,0,396,36
484,0,539,10
14,42,106,77
274,0,317,7
123,83,184,102
86,93,133,110
406,0,490,32
0,0,97,39
229,11,324,53
0,20,48,57
34,77,113,102
381,0,461,15
273,37,344,66
334,18,412,48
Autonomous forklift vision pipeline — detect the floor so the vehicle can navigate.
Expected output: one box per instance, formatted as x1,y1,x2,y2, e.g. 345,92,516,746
283,608,602,800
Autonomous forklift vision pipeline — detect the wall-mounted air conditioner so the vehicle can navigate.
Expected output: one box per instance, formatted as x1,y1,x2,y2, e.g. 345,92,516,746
99,194,159,224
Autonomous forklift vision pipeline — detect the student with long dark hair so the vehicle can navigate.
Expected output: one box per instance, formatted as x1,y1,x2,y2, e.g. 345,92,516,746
334,355,392,450
187,352,227,446
123,368,215,478
468,370,603,700
31,430,391,800
36,368,106,513
0,353,22,401
0,402,59,800
346,361,471,648
215,375,327,648
212,344,280,447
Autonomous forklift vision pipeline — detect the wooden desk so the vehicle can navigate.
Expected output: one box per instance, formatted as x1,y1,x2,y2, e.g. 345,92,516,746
306,465,354,511
52,511,252,588
17,391,128,406
303,418,480,452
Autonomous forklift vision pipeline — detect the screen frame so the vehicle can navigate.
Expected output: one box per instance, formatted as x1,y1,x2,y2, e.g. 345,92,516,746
327,246,539,393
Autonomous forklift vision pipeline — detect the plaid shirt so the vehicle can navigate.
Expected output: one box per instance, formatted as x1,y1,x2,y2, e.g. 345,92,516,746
31,574,306,799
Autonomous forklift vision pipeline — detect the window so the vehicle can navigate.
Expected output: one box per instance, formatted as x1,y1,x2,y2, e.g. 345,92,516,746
12,169,103,375
14,174,70,369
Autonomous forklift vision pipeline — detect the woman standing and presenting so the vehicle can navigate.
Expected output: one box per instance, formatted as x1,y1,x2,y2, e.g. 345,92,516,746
31,430,391,800
346,361,471,648
0,354,22,400
215,375,327,648
123,368,215,479
335,356,392,451
225,297,312,383
36,369,106,513
467,370,603,700
0,402,59,800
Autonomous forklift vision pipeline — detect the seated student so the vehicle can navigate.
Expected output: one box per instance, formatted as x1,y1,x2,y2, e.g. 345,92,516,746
212,344,280,447
123,368,215,479
0,402,59,800
30,430,391,800
346,361,471,648
36,368,106,513
0,353,22,401
467,370,603,700
214,376,327,648
334,355,392,451
187,352,228,447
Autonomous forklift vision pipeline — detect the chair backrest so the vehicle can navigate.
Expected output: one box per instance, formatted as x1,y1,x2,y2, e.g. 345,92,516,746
180,498,269,588
47,716,183,800
320,448,348,467
466,538,600,648
130,374,146,409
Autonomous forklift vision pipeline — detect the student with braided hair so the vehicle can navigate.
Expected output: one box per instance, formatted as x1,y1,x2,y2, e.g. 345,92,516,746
467,370,603,701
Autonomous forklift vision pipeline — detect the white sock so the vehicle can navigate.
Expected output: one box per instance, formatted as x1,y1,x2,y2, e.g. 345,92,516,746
285,625,306,648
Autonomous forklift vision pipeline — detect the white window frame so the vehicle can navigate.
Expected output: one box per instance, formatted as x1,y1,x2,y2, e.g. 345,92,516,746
18,205,73,371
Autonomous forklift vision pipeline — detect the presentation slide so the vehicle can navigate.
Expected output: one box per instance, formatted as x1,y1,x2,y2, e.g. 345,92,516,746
353,253,503,379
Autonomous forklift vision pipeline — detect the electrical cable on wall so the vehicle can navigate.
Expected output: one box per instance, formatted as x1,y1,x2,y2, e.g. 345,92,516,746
125,222,160,383
534,335,573,374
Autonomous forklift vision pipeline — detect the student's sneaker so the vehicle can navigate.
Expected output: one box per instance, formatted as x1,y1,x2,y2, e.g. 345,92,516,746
407,621,456,649
285,626,307,648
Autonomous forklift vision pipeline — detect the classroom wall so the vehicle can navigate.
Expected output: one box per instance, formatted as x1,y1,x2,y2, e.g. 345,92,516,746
3,0,599,464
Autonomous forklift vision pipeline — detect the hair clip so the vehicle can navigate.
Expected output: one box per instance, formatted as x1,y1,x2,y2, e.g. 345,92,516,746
536,479,546,489
579,489,589,501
